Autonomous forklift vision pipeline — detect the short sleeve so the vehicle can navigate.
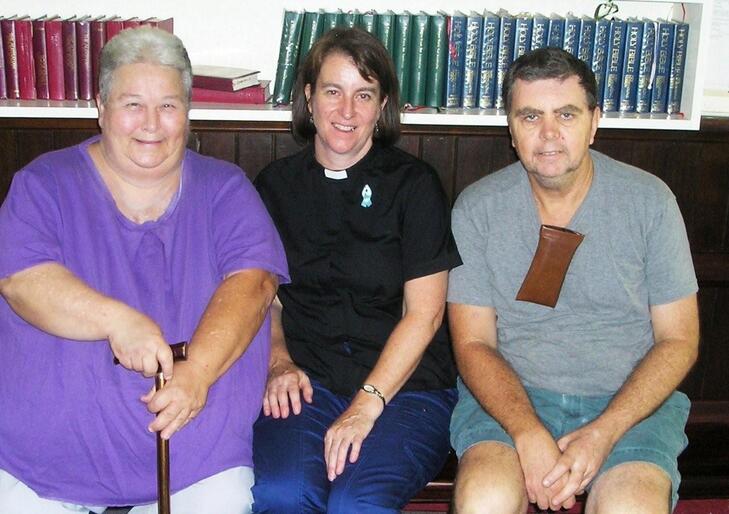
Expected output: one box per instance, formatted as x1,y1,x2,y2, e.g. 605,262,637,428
0,167,63,278
401,168,461,281
447,193,493,307
645,193,697,305
210,171,289,284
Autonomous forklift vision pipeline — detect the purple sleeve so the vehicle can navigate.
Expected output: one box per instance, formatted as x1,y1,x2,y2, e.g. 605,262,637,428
0,167,64,278
210,171,289,284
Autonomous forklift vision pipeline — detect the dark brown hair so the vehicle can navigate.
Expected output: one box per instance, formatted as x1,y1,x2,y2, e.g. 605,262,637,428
291,27,400,146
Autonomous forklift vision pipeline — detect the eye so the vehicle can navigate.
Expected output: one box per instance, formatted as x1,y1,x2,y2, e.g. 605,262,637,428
125,102,141,109
324,88,339,96
161,103,177,110
560,111,575,120
523,113,538,122
358,92,372,101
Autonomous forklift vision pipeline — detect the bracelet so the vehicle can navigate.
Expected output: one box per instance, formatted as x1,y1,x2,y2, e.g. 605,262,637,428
360,383,386,408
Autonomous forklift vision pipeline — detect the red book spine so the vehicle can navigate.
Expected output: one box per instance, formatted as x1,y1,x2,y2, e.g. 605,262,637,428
142,17,174,34
62,18,78,100
15,18,36,100
0,19,7,99
32,18,50,100
191,83,269,104
90,17,106,97
105,17,123,42
1,18,20,99
76,17,92,100
122,18,141,30
45,18,65,100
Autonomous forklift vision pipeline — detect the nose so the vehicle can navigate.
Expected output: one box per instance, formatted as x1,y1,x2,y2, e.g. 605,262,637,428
539,115,560,141
340,95,354,119
143,107,160,132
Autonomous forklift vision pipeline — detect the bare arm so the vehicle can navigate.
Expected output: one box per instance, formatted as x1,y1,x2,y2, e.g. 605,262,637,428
324,270,449,480
146,268,279,439
0,261,174,377
546,293,699,504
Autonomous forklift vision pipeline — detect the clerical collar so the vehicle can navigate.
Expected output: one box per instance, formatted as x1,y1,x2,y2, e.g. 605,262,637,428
324,168,348,180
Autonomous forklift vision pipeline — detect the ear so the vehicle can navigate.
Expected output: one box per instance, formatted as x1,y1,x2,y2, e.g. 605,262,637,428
589,107,600,145
380,95,388,110
304,84,312,113
96,94,105,130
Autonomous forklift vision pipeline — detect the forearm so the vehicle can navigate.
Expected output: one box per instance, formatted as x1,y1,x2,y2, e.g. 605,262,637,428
185,268,278,387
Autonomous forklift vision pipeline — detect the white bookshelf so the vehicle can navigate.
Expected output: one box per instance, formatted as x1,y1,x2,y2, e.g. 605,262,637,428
0,0,714,130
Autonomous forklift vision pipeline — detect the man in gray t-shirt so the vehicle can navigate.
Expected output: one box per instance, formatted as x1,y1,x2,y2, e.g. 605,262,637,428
447,48,698,514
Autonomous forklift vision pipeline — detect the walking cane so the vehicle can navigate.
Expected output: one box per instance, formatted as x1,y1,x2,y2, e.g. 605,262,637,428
115,341,188,514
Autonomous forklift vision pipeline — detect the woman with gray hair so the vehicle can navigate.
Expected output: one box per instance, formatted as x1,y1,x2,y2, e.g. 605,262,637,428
0,27,288,513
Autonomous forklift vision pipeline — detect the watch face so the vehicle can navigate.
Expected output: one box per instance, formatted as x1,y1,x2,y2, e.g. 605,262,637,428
363,384,375,393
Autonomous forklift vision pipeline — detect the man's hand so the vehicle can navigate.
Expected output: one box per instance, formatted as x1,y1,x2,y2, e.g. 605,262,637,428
262,359,313,418
542,420,617,507
514,427,577,511
142,360,211,440
108,308,173,379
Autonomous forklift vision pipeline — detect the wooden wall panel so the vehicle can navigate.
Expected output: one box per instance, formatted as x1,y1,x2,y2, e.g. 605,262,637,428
236,132,276,181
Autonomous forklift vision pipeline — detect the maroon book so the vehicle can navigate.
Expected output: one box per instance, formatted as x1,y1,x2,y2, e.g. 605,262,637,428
191,81,270,104
141,17,174,33
62,16,79,100
14,16,36,100
105,16,124,42
75,16,92,100
90,16,106,97
45,16,64,100
1,16,21,99
192,65,259,92
0,17,7,99
122,18,141,30
32,17,50,100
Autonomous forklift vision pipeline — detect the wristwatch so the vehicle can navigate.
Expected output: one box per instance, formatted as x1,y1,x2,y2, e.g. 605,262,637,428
360,383,386,408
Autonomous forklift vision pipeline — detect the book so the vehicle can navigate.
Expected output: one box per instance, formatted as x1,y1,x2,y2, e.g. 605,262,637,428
513,13,532,60
562,13,580,57
90,16,106,97
192,65,259,92
0,16,17,99
341,10,360,29
408,12,430,106
635,19,656,113
494,10,516,110
591,18,610,109
477,10,500,108
602,18,626,112
577,16,596,65
191,81,270,104
618,18,643,112
45,15,64,100
393,11,412,105
531,13,549,50
667,21,689,115
62,16,79,100
76,16,92,101
650,20,675,113
444,11,466,108
547,14,565,49
14,16,36,100
299,11,324,64
322,10,342,33
461,12,483,108
376,10,395,56
359,11,377,34
32,16,50,99
0,17,6,99
122,18,142,30
141,17,174,33
105,16,124,42
272,10,303,105
424,12,447,108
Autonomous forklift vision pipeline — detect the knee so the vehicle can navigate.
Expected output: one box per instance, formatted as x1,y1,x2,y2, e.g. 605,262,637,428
251,477,302,513
453,474,527,514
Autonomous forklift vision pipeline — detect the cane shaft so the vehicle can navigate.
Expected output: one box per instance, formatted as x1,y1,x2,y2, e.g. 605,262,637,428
156,372,171,514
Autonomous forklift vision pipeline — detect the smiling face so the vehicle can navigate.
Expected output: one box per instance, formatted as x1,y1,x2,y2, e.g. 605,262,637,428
306,52,387,170
508,75,600,191
97,62,189,185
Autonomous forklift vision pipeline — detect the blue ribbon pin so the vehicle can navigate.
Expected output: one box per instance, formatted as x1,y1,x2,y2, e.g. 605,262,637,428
361,184,373,208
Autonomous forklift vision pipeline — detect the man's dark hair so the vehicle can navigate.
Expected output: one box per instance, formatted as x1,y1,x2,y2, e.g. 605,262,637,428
502,47,598,115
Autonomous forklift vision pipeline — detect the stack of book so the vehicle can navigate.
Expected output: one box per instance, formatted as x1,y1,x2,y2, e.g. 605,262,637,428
0,14,172,101
191,65,270,105
272,9,689,116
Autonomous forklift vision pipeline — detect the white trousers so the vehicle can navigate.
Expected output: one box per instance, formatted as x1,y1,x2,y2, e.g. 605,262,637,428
0,466,254,514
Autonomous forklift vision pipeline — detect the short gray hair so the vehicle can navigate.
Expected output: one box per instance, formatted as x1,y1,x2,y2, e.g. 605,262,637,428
98,26,192,106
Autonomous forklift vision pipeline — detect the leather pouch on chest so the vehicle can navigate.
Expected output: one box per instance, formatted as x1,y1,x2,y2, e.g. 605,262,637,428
515,224,584,308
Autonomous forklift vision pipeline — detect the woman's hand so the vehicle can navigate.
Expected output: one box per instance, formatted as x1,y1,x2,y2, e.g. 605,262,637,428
263,359,313,418
108,307,174,379
324,391,384,481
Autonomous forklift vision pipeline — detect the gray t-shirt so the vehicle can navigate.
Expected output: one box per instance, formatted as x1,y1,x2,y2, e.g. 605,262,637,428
448,150,697,396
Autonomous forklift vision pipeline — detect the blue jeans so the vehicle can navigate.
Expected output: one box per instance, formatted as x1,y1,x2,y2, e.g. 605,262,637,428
252,380,456,514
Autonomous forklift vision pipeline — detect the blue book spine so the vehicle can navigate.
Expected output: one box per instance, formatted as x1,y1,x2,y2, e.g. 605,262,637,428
494,12,516,110
602,18,626,112
462,13,483,108
618,19,643,112
531,14,549,50
578,17,596,64
562,15,580,56
477,12,500,108
547,15,565,48
650,21,675,113
512,15,532,60
591,19,610,109
667,21,689,114
635,20,656,113
444,13,467,107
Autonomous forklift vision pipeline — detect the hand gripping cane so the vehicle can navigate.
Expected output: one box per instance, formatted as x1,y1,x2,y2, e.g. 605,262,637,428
115,341,188,514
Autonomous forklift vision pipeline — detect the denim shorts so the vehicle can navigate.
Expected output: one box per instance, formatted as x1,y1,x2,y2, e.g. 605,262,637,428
450,378,690,509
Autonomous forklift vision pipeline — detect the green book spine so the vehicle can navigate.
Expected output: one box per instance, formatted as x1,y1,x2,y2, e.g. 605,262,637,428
300,10,324,63
393,12,412,105
322,10,343,34
358,11,377,34
342,10,361,29
272,10,304,105
425,13,448,108
376,10,396,55
408,12,430,106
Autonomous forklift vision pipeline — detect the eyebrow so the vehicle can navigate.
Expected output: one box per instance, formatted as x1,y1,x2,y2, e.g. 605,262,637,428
117,93,185,101
514,104,584,116
319,82,379,94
